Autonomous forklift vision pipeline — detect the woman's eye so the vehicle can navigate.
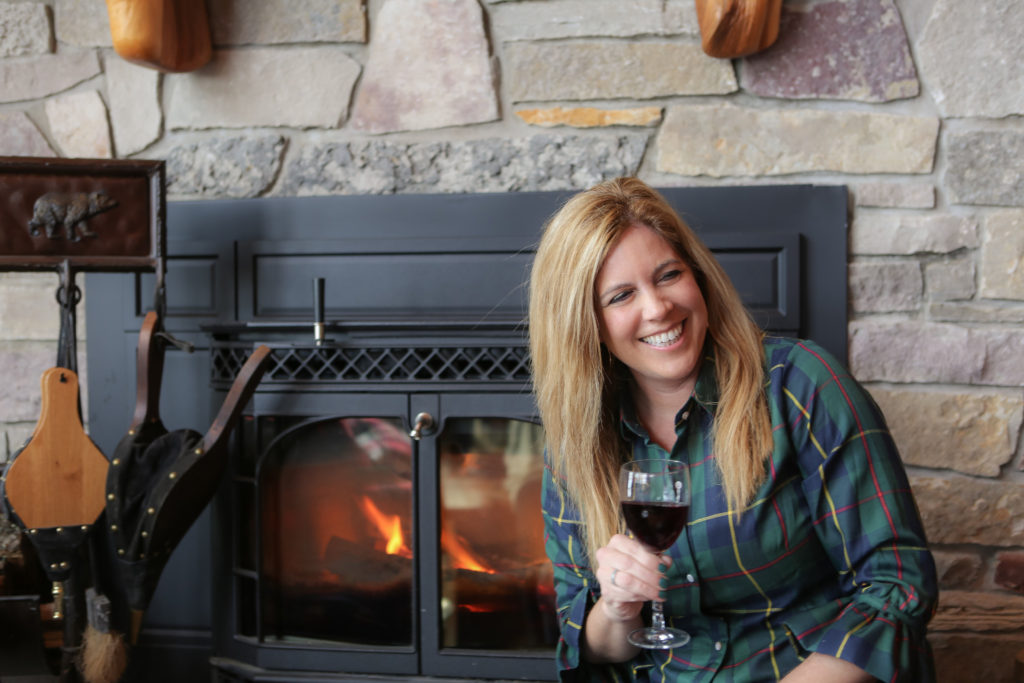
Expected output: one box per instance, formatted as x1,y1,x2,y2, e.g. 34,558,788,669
608,290,631,305
660,269,682,282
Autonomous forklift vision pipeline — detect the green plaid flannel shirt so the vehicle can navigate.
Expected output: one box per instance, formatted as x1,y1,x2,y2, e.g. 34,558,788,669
541,337,937,682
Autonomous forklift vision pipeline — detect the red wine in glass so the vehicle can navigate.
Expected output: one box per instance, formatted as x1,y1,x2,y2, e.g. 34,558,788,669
618,459,691,649
621,501,689,552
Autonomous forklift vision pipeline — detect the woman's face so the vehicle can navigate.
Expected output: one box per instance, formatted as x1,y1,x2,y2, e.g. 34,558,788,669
595,223,708,400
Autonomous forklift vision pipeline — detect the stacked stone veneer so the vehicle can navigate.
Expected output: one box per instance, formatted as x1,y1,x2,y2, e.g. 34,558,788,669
1,0,1023,680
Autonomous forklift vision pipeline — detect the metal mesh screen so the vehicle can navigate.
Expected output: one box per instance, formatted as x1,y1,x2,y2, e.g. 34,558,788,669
211,344,531,385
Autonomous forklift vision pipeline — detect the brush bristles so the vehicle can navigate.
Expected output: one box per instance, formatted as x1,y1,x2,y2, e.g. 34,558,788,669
79,625,128,683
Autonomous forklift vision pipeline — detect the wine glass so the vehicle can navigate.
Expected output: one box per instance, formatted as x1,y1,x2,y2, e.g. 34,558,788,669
618,458,691,649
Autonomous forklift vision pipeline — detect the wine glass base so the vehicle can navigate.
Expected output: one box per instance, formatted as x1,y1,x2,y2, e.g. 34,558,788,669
627,626,691,650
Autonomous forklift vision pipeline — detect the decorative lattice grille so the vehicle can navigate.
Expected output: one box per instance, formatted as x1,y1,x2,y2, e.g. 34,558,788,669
211,344,531,385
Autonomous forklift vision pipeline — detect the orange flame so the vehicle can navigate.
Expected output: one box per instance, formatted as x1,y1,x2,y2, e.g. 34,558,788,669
358,497,495,574
360,497,412,558
441,527,495,574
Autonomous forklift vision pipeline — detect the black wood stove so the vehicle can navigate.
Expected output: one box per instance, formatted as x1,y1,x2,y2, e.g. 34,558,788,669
85,185,847,682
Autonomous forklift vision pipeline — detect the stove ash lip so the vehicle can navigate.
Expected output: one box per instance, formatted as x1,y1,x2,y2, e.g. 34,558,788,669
201,314,530,335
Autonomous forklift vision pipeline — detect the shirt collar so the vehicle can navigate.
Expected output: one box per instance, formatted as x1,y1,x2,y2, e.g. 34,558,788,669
617,343,720,441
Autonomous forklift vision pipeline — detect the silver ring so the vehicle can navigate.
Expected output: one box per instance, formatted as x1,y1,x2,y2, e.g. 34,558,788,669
609,568,619,587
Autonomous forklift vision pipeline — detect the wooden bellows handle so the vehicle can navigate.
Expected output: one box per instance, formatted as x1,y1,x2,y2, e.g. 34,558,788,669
695,0,782,59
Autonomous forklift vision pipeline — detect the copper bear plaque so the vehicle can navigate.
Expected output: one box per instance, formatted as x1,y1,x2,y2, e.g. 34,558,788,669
0,156,165,273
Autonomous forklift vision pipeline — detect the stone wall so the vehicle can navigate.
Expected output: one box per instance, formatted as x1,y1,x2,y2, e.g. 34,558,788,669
1,0,1023,680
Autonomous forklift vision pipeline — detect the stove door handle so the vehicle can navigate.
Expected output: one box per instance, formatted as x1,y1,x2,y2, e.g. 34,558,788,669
409,412,436,441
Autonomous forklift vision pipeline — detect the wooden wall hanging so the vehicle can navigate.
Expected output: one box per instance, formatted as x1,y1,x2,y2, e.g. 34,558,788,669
105,0,213,73
695,0,783,59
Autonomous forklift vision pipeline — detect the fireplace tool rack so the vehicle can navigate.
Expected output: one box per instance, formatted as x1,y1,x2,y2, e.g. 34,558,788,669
0,156,166,681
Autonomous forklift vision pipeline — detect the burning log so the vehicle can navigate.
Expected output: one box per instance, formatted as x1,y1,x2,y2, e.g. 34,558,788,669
323,535,412,591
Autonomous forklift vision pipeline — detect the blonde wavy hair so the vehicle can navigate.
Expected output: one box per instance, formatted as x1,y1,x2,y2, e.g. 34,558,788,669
529,177,773,563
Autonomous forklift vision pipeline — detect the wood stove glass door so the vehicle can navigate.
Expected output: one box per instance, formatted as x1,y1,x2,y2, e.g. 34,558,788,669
416,393,558,680
258,408,417,650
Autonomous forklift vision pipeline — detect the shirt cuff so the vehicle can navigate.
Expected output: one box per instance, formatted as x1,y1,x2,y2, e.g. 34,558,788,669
782,598,935,682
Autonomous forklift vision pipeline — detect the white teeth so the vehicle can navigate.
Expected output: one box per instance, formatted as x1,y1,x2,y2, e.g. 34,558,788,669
642,324,683,347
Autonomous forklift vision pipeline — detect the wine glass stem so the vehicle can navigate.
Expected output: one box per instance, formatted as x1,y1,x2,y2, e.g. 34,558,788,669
651,597,667,631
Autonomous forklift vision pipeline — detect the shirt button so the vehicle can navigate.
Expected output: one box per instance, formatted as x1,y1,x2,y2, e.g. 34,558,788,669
686,573,695,583
715,641,723,651
681,410,690,421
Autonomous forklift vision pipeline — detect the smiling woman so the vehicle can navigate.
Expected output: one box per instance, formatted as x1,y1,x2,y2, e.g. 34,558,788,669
529,177,937,683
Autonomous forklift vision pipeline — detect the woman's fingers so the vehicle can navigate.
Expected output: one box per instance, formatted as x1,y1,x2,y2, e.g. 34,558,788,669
596,534,665,602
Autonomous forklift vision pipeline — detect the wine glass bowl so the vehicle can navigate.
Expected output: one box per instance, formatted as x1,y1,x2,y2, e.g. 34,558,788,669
618,458,691,649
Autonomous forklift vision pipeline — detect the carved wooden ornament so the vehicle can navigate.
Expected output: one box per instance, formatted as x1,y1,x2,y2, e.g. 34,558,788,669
105,0,212,73
695,0,783,59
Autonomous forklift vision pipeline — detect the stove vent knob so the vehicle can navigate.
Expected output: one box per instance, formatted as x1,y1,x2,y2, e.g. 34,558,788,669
409,412,435,441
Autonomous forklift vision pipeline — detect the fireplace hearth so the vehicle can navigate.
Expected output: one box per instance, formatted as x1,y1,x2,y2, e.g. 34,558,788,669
85,185,847,682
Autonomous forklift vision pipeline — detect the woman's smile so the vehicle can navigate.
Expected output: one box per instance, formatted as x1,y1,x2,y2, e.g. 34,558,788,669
641,322,683,347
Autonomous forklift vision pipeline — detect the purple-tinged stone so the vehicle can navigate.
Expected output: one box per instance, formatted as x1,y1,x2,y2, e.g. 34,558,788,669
740,0,918,102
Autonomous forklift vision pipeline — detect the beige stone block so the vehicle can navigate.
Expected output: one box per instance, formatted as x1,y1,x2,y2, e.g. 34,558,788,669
516,106,661,128
45,89,112,158
977,328,1024,387
166,47,361,129
918,0,1024,118
210,0,366,45
980,210,1024,301
848,261,922,313
0,111,55,157
870,387,1022,477
104,53,161,156
929,301,1024,325
54,0,111,47
657,104,938,177
505,41,736,102
926,258,976,302
930,590,1024,633
492,0,698,40
849,321,982,384
852,212,978,256
349,0,497,133
0,273,68,340
0,342,53,423
910,474,1024,546
0,1,51,57
0,51,101,104
854,182,935,209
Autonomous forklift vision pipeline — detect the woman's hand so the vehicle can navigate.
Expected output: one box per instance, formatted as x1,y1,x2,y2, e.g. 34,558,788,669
596,532,671,619
582,533,671,663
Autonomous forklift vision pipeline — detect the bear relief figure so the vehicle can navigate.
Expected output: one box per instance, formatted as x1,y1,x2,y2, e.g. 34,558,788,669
28,190,119,242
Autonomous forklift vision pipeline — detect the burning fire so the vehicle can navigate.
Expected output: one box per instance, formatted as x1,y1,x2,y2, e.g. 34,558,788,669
441,527,495,574
359,497,413,558
358,496,495,573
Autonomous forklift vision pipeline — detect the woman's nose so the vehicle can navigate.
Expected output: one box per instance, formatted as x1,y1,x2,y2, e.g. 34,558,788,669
641,289,671,320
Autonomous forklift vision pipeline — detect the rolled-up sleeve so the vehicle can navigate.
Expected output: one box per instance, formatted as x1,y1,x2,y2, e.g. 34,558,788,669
779,340,938,682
